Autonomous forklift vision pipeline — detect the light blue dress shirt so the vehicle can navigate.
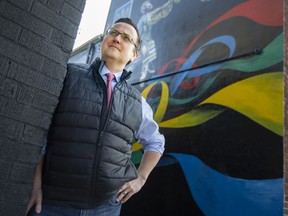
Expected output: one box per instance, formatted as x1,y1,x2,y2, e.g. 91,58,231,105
101,65,165,154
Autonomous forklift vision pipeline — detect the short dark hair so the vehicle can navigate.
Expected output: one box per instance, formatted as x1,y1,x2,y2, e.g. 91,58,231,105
114,18,141,51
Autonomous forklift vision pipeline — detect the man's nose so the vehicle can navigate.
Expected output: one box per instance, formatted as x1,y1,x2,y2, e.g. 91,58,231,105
113,34,122,42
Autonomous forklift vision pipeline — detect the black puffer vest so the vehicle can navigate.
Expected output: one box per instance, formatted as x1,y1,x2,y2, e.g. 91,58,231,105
42,58,142,209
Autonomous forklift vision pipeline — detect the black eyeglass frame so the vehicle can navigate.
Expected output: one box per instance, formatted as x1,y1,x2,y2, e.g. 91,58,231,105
106,28,140,51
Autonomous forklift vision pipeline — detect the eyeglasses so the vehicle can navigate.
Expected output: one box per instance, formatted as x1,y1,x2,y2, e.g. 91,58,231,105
106,28,139,50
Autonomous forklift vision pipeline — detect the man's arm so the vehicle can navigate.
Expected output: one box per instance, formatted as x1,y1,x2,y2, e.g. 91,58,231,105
117,151,162,203
116,97,164,203
26,157,44,215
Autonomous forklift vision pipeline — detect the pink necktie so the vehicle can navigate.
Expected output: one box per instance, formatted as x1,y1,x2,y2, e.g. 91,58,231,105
105,73,115,110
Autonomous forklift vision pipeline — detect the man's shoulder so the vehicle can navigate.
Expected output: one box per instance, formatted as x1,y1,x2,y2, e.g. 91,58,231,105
124,83,142,103
66,58,102,76
65,63,92,81
67,63,90,73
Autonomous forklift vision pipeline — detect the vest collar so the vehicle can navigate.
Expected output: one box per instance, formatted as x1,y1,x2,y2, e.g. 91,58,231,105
90,58,132,82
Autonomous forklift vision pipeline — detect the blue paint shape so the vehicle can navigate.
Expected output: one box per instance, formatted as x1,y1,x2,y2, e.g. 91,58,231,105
170,35,236,95
168,153,283,216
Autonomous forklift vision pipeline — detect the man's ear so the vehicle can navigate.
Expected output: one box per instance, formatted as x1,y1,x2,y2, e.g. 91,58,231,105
126,49,138,66
129,50,138,64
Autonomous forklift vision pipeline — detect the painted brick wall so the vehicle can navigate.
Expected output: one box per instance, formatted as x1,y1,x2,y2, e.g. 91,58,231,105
0,0,86,215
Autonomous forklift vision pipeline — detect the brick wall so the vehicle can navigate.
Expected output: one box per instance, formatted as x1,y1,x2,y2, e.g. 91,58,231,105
0,0,86,215
285,0,288,215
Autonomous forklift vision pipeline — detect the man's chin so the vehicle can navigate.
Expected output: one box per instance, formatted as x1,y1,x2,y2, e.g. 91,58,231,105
103,50,119,58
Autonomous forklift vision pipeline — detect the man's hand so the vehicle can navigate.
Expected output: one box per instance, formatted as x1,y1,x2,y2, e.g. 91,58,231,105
116,151,162,203
116,175,146,203
26,157,44,215
26,186,43,214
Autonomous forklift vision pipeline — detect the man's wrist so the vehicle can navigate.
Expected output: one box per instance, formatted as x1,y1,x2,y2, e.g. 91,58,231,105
137,173,147,186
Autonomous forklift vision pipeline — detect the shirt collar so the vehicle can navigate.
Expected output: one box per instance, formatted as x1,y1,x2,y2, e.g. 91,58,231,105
100,65,122,83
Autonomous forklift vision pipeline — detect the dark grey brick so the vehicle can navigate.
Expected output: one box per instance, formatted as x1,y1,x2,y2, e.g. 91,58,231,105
0,37,44,70
61,19,79,38
5,61,18,79
9,142,42,163
0,159,11,179
7,0,33,11
0,56,13,76
51,28,75,51
0,95,8,115
22,124,47,146
67,0,86,11
0,36,5,54
21,106,53,129
41,58,67,80
19,29,70,66
17,86,35,105
10,163,34,182
47,0,64,12
5,99,25,120
0,16,4,32
59,49,71,66
3,2,27,23
0,77,18,98
31,1,79,37
19,28,44,53
16,46,44,70
3,1,52,39
0,0,6,16
0,36,18,60
1,18,22,42
8,64,43,89
41,40,62,63
0,116,19,139
29,15,53,39
0,204,26,216
7,64,62,95
50,28,63,45
37,0,48,4
61,2,82,25
33,92,58,112
0,182,31,203
0,137,14,159
7,64,38,86
39,74,63,96
15,121,25,141
31,1,59,26
62,34,75,51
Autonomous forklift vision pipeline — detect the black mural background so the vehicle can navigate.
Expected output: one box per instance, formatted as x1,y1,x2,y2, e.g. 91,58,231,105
104,0,283,215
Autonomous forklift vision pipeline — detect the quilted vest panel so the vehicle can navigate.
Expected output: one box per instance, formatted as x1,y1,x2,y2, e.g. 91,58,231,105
42,59,142,208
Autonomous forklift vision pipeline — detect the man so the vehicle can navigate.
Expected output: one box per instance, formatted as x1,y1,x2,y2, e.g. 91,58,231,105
26,18,164,216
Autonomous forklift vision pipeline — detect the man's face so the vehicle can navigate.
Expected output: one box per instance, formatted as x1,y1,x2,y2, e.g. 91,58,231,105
101,22,138,69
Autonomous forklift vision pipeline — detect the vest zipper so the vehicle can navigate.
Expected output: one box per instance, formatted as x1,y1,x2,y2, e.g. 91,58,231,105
89,67,114,208
89,63,129,207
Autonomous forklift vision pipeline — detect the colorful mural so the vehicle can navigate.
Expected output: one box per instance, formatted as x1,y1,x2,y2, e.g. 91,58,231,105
104,0,283,215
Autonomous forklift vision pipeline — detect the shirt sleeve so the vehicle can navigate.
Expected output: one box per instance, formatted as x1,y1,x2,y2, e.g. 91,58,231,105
134,97,165,154
41,138,47,155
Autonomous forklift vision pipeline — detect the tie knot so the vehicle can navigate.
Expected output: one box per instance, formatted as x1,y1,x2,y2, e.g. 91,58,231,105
105,73,115,81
